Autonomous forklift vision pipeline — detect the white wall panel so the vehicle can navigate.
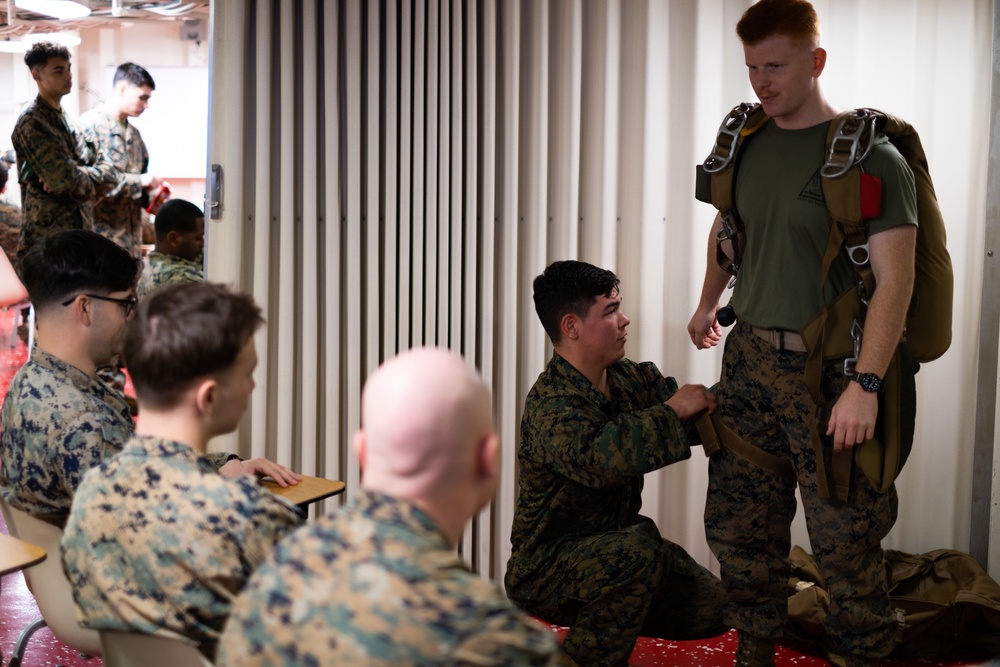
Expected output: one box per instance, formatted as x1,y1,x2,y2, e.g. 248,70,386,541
207,0,997,581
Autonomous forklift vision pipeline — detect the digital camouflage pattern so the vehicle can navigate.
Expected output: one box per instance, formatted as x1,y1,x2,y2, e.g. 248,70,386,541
61,435,302,660
0,347,133,527
0,200,21,266
77,107,149,259
138,251,203,300
11,95,116,263
217,489,575,667
0,347,234,527
505,352,729,667
705,323,898,659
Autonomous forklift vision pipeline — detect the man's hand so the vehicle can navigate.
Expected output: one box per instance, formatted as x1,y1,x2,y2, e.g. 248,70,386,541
665,384,717,420
141,173,163,190
218,457,303,487
826,382,878,452
688,306,723,350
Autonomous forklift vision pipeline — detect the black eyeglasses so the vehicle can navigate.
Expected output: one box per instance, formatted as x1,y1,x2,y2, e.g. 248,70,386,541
61,293,138,318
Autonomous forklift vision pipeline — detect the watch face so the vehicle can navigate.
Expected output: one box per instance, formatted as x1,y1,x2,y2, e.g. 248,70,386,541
857,373,882,392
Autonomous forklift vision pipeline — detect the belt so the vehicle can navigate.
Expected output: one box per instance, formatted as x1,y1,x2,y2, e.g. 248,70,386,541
751,326,808,353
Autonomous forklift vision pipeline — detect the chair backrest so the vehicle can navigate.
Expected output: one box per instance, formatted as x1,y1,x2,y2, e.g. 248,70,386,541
100,630,214,667
0,497,102,656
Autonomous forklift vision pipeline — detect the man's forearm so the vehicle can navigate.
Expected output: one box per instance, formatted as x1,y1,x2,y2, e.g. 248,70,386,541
853,226,916,376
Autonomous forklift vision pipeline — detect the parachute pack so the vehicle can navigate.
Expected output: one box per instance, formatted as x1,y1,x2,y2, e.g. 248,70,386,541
696,103,954,500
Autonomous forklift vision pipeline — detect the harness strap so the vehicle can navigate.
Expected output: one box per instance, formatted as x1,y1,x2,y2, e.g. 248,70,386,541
694,411,721,457
700,412,797,482
801,111,889,502
803,222,848,401
801,202,859,502
705,103,770,276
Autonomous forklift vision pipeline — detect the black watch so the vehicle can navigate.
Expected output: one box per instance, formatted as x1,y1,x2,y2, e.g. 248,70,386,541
850,372,883,393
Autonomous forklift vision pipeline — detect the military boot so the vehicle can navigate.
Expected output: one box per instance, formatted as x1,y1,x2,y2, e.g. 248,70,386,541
734,632,775,667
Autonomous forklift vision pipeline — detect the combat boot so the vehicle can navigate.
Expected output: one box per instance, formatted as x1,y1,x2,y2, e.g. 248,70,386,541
734,632,775,667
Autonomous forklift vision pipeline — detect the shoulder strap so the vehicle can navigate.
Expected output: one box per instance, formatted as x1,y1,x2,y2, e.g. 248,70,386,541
821,109,881,302
703,103,770,275
807,109,885,502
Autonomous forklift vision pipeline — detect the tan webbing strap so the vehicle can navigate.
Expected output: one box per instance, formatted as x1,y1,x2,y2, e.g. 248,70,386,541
805,407,852,502
802,225,856,501
709,104,770,276
802,222,848,402
798,113,875,501
809,218,867,502
708,105,770,212
829,381,856,501
703,413,797,482
821,162,863,226
694,411,721,457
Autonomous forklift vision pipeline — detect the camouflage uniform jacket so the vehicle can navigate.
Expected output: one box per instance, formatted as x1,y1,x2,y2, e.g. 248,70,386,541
0,200,21,266
505,352,694,601
216,489,575,667
77,107,149,258
11,96,116,262
61,435,303,659
0,347,133,527
138,251,203,300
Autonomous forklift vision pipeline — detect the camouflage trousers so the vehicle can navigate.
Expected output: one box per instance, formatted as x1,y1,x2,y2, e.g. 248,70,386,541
93,215,144,261
512,519,730,667
705,323,899,659
16,186,93,269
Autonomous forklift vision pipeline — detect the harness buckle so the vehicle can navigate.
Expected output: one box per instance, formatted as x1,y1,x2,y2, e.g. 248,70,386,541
846,241,870,267
821,108,880,178
856,274,871,307
842,318,865,376
716,209,742,275
846,241,873,305
703,102,757,173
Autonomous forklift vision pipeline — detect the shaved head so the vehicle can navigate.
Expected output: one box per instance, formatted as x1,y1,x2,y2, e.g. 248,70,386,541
358,348,496,511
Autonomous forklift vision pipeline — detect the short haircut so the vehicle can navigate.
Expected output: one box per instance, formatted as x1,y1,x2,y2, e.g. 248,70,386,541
20,230,139,309
154,198,203,240
736,0,820,47
112,62,155,89
532,260,620,344
0,159,8,192
24,42,70,70
125,282,264,410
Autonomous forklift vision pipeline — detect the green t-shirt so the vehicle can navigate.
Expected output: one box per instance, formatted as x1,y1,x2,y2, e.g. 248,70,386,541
730,119,917,331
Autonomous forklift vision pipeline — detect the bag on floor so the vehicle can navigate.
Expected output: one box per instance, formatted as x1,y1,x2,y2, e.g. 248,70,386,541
785,545,1000,659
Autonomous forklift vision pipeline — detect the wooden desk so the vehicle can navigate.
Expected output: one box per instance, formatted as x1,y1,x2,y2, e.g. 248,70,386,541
261,475,345,509
0,532,46,577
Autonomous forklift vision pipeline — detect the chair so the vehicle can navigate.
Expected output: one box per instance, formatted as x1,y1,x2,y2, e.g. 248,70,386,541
0,497,102,664
100,630,214,667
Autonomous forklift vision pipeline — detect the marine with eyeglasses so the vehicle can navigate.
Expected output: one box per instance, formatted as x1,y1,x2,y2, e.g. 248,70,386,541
0,230,290,528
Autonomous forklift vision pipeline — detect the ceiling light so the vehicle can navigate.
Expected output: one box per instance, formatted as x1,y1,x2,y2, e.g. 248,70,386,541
14,0,92,20
0,38,31,53
21,31,83,47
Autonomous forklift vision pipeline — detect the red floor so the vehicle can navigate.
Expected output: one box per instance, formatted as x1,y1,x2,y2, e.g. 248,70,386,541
0,317,996,667
0,536,101,667
535,620,993,666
